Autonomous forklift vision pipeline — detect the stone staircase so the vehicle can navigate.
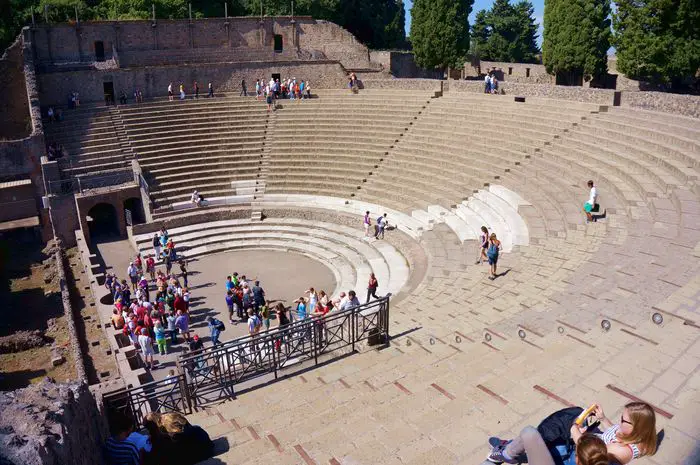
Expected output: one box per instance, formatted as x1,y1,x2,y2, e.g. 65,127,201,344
42,104,132,177
112,96,270,218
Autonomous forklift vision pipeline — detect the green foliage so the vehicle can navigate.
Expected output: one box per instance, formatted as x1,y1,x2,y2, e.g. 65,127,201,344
410,0,473,70
0,0,406,53
613,0,700,88
542,0,611,81
335,0,406,49
470,0,540,63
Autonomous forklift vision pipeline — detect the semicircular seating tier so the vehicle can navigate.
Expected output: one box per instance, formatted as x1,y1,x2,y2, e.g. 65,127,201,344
65,88,700,464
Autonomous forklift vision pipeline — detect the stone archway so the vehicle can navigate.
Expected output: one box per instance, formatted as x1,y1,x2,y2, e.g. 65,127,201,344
86,203,119,241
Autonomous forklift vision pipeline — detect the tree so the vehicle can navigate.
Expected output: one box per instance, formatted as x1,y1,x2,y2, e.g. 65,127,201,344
470,9,489,59
383,0,406,49
514,1,540,62
335,0,406,49
469,0,539,63
410,0,473,71
543,0,611,83
613,0,700,89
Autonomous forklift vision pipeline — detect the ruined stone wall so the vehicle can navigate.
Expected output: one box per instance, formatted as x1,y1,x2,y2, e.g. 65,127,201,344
448,80,616,104
478,61,552,84
0,37,31,139
369,51,442,79
0,29,46,183
297,20,370,68
37,60,347,105
47,194,80,247
359,78,443,92
0,380,107,465
56,247,88,383
30,17,371,68
621,92,700,119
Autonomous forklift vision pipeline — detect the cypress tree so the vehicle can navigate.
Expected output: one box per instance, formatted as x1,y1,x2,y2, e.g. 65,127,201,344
543,0,611,83
613,0,700,89
514,1,540,63
410,0,473,71
470,0,540,63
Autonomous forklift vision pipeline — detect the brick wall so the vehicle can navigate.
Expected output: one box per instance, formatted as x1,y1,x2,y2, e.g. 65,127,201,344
37,60,347,105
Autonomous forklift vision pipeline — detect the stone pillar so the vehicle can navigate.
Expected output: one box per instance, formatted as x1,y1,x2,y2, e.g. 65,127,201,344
291,20,298,50
131,159,153,223
114,199,127,239
41,156,60,195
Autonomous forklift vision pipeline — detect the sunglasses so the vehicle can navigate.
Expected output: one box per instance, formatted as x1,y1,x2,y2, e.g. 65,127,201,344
620,415,633,426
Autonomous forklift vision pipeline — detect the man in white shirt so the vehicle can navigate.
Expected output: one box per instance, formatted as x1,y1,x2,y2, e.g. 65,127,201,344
484,73,491,94
127,262,139,291
584,180,598,222
340,291,360,311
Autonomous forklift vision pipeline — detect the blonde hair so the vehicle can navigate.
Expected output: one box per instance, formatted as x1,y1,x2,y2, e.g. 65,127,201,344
489,233,497,240
576,434,610,465
160,412,189,434
617,402,657,456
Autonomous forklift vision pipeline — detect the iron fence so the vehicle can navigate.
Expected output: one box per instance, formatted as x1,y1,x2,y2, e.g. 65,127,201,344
103,373,192,426
103,296,390,424
47,170,134,195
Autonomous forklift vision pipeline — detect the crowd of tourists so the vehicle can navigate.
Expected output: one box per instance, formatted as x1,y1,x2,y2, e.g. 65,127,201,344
486,401,658,465
224,271,382,342
104,410,213,465
105,226,207,370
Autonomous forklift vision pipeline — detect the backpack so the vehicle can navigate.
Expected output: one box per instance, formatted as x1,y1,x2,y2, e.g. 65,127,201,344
217,320,225,331
254,315,262,330
487,243,499,259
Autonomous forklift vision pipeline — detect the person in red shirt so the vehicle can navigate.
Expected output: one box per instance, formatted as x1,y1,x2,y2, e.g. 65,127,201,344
145,255,156,281
174,294,187,313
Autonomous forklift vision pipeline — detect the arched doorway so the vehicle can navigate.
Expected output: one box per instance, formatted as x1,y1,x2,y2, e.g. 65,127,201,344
123,198,145,226
86,203,119,241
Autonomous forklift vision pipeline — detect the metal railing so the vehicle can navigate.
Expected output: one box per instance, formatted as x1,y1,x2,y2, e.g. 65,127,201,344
103,373,192,427
47,170,135,195
103,296,390,423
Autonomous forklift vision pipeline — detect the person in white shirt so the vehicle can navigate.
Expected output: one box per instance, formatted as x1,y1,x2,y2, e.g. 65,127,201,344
484,73,492,94
127,262,139,290
190,190,202,207
584,180,598,222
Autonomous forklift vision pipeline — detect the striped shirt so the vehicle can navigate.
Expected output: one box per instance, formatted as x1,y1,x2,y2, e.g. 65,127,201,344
599,424,641,460
103,436,140,465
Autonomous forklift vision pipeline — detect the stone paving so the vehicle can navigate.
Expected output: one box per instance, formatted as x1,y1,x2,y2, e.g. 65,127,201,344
95,239,335,380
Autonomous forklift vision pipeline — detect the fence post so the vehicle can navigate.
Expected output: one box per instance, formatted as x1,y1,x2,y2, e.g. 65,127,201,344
313,321,319,365
176,360,192,412
271,335,278,379
351,307,356,352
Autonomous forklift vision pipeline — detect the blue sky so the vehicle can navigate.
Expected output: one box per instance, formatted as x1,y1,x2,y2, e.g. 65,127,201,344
404,0,545,44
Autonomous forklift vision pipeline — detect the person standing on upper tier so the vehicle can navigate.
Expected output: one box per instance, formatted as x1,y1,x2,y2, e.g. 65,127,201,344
584,180,599,223
168,82,174,101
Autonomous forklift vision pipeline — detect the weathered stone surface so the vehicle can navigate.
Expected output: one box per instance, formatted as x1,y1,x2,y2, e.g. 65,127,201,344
0,330,45,354
0,380,107,465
